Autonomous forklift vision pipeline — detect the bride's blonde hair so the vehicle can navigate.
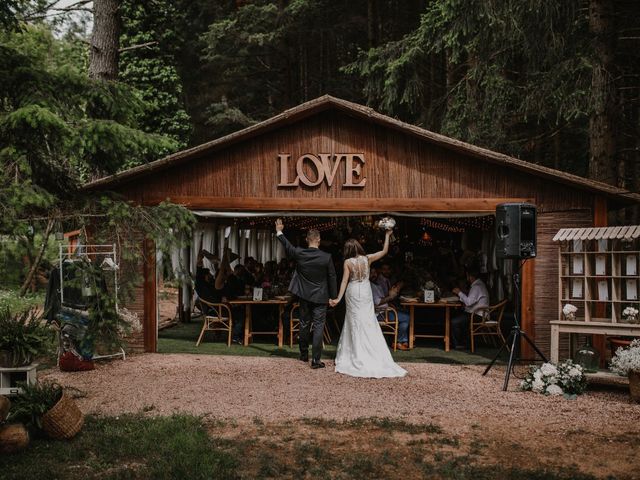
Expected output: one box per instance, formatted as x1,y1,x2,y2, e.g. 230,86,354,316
343,238,365,259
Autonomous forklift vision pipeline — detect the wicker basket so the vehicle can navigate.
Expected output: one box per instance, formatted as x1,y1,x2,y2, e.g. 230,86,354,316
42,391,84,439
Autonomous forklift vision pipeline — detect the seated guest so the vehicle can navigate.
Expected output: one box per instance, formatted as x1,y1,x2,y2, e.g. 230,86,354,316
225,264,248,344
195,249,223,306
370,266,410,350
451,263,489,349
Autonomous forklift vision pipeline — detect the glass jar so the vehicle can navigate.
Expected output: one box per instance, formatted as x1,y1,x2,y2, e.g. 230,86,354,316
574,337,600,373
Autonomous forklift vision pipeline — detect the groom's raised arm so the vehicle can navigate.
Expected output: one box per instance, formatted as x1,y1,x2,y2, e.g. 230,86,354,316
327,259,338,299
275,219,297,259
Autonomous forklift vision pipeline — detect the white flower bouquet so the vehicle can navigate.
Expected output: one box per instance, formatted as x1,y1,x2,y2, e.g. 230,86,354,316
520,359,587,396
117,307,142,335
562,303,578,320
377,216,396,231
622,306,639,323
610,339,640,376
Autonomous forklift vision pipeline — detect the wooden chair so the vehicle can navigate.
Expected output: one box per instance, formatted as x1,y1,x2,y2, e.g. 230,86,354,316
196,299,233,347
289,303,331,347
469,299,508,353
377,306,399,351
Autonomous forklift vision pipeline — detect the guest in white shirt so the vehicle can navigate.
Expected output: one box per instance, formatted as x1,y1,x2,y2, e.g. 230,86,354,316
451,265,489,349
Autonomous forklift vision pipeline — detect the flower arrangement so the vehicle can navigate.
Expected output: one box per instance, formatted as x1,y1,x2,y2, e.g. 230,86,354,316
562,303,577,320
377,216,396,231
622,306,639,324
610,339,640,376
117,308,142,334
520,360,587,396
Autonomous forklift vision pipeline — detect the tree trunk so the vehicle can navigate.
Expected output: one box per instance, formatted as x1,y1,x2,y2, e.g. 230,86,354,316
588,0,617,185
19,219,54,297
89,0,121,81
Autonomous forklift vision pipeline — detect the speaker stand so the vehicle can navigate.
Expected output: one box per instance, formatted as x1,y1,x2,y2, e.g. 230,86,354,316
482,268,547,391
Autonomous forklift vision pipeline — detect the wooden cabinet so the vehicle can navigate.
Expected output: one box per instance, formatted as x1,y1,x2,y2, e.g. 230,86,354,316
551,228,640,363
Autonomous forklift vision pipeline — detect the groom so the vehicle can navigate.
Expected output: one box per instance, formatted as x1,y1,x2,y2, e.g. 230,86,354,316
275,219,337,369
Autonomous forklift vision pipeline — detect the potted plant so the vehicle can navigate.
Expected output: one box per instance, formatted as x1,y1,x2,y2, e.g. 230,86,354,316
0,308,52,368
7,381,83,439
610,339,640,402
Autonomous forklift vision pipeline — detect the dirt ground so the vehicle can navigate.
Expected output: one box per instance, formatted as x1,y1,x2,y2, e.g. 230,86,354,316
43,354,640,479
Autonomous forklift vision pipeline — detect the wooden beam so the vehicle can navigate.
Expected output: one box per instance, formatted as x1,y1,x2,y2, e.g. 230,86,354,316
142,238,157,353
141,196,531,212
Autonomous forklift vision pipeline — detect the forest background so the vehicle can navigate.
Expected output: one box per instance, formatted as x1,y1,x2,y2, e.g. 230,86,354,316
1,0,639,297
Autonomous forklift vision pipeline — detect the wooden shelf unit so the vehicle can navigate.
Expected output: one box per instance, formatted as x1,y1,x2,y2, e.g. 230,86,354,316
551,235,640,362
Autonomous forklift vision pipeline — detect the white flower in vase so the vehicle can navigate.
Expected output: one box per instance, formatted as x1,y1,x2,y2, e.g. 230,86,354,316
562,303,578,320
622,306,639,323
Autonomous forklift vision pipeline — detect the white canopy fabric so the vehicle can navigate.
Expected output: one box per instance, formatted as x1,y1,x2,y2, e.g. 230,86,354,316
552,225,640,242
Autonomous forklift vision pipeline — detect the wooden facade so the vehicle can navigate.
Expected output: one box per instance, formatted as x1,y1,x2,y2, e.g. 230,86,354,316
85,96,639,355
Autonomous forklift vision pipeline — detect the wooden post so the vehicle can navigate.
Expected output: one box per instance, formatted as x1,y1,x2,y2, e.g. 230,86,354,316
593,195,608,365
142,238,157,353
520,258,536,359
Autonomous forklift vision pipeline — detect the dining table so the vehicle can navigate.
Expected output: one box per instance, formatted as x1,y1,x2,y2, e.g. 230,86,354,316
399,299,463,351
227,298,290,347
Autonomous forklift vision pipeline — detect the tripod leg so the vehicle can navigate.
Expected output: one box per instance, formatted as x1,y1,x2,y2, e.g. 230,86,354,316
483,332,511,376
502,329,520,391
520,331,548,363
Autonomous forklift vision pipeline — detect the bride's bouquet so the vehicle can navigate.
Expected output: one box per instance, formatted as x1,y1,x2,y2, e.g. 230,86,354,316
377,216,396,242
377,216,396,231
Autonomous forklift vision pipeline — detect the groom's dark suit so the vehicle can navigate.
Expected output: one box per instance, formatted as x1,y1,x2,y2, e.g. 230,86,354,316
277,232,337,363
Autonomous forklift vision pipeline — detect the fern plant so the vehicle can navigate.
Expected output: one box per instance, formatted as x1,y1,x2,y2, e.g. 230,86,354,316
7,381,63,431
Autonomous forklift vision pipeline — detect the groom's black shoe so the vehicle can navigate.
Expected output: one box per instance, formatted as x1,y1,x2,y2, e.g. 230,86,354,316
311,361,325,369
299,352,309,362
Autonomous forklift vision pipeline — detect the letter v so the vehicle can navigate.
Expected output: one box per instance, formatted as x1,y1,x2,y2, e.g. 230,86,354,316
319,153,343,187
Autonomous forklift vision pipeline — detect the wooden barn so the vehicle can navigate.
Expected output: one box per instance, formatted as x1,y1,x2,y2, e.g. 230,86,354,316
84,95,640,357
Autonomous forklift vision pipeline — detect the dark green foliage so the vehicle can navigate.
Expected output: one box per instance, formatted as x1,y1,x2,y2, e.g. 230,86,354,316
0,23,180,234
120,1,192,147
0,307,53,366
7,380,62,431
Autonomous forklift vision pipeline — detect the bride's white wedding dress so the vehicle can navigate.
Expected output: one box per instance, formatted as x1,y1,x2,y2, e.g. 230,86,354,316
335,255,407,378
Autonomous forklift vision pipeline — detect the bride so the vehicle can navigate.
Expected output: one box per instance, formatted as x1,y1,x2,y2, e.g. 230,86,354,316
329,229,407,378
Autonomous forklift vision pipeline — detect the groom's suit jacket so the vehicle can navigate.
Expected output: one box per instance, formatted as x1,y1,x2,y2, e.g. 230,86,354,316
277,233,337,304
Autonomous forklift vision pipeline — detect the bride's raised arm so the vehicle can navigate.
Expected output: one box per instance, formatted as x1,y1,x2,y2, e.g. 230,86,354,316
330,260,351,306
367,229,392,264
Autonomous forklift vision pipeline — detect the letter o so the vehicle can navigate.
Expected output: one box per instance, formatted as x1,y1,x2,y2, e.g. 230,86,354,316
296,154,324,187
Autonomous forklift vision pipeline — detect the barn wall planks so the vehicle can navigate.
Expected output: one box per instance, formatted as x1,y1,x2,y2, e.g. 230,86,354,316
534,210,593,358
115,111,593,212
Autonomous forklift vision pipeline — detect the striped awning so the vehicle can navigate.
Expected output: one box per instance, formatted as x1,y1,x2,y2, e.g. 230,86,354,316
553,225,640,242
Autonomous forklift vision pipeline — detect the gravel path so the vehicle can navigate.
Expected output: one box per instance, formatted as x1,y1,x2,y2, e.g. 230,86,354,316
43,353,639,430
41,354,640,478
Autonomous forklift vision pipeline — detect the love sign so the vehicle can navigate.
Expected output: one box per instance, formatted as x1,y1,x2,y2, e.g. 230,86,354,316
277,153,366,188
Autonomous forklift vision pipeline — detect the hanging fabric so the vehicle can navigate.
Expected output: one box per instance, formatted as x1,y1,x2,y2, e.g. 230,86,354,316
229,224,240,268
249,229,258,260
239,229,248,265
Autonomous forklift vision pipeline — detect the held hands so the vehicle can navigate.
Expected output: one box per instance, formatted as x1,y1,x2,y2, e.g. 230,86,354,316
452,287,461,295
329,298,339,308
275,218,284,232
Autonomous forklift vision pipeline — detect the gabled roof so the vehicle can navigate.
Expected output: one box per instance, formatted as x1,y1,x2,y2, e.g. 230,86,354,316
83,95,640,204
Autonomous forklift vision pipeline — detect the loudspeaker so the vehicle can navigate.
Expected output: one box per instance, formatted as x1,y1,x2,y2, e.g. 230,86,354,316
495,203,537,259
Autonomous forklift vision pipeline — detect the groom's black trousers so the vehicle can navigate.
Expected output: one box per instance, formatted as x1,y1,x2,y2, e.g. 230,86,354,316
298,299,326,362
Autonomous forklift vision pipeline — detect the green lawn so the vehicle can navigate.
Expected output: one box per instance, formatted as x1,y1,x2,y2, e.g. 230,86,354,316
0,415,602,480
158,318,506,365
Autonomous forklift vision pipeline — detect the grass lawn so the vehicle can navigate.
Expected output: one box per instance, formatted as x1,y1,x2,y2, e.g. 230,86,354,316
0,414,601,480
158,318,507,365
